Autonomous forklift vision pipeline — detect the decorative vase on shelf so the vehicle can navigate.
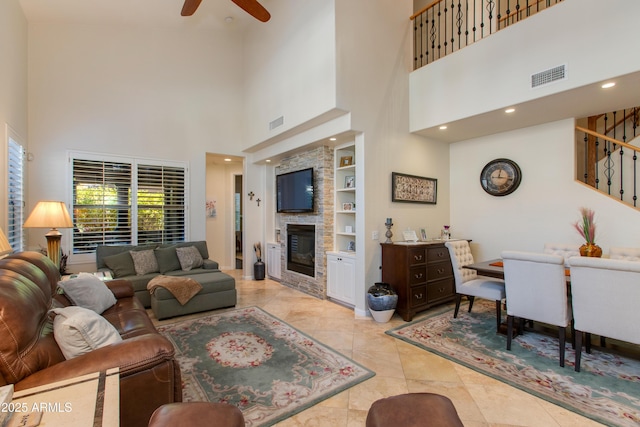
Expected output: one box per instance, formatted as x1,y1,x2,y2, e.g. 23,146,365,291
367,282,398,323
579,243,602,258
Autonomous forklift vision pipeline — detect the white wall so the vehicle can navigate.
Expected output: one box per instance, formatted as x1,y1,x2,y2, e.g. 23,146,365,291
242,0,337,148
450,119,640,261
27,23,244,268
410,0,640,131
0,0,28,229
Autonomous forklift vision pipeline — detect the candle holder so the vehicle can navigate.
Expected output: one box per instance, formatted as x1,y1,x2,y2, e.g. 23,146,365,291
385,221,394,243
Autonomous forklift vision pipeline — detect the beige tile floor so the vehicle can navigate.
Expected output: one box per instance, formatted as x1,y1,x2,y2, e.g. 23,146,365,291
152,270,604,427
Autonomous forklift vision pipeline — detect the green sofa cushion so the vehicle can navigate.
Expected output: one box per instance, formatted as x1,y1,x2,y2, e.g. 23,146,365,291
154,246,181,274
103,251,136,278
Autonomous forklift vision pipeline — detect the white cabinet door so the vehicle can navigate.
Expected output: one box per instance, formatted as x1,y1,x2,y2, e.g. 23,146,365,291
266,243,281,280
326,252,355,305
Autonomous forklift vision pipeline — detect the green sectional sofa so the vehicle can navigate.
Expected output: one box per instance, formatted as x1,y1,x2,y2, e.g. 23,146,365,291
96,241,236,319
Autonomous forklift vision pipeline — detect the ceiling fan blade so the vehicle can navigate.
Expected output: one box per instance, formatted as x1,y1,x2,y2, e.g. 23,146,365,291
181,0,203,16
231,0,271,22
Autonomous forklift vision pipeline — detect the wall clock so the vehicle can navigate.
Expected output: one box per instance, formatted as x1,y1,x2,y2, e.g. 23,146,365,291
480,158,522,196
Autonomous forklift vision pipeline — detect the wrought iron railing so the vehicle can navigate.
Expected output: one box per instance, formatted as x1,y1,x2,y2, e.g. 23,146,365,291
576,107,640,208
412,0,563,69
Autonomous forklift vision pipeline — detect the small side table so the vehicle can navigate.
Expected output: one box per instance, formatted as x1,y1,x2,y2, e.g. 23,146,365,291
10,368,119,427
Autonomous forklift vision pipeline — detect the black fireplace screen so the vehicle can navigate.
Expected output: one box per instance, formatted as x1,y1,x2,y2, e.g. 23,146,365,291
287,224,315,277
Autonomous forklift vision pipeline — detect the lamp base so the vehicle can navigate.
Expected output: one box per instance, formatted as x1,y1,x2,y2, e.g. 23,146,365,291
45,229,62,269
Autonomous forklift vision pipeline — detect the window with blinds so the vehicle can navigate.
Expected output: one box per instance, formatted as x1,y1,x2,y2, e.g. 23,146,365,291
7,138,25,252
71,154,187,255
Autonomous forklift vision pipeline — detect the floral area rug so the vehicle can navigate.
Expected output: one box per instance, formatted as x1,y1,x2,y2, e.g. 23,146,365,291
386,301,640,427
157,307,374,426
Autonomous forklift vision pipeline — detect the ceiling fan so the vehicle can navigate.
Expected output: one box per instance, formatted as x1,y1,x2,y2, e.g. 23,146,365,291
181,0,271,22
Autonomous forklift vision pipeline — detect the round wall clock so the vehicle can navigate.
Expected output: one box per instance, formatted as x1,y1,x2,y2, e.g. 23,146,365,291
480,158,522,196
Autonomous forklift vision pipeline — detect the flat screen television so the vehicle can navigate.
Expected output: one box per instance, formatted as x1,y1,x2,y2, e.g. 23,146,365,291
276,168,314,213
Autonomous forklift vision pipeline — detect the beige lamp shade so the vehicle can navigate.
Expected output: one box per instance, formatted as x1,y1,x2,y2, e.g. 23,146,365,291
24,201,73,268
0,228,12,257
24,201,73,229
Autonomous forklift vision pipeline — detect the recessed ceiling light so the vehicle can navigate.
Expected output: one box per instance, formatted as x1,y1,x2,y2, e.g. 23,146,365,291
266,159,271,163
224,16,234,23
329,137,337,141
601,82,615,89
439,125,447,130
224,158,232,162
505,108,515,114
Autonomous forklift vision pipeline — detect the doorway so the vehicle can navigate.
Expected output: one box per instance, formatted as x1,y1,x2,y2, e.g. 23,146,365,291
235,174,243,269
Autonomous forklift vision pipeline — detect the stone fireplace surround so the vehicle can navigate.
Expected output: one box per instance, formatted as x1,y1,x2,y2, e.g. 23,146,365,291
275,146,333,299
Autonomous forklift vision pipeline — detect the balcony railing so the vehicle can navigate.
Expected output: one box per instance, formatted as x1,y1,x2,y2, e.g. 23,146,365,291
412,0,563,70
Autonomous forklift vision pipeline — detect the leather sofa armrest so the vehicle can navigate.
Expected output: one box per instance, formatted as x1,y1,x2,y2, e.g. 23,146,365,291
105,279,135,298
203,259,219,270
13,334,175,391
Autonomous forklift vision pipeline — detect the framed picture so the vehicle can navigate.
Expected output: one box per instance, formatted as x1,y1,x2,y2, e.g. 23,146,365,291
420,228,428,241
339,156,353,167
342,202,354,211
344,175,355,188
391,172,437,204
347,241,356,251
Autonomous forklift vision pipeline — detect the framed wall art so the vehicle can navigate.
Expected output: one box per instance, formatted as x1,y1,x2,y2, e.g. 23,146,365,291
391,172,437,204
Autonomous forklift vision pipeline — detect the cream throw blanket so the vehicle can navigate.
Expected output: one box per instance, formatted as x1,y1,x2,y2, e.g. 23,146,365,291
147,275,202,305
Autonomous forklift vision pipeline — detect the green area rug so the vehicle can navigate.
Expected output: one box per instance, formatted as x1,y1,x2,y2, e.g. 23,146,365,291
158,307,374,426
386,301,640,427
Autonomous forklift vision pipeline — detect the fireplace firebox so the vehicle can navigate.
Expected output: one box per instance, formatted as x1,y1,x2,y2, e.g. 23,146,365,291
287,224,315,277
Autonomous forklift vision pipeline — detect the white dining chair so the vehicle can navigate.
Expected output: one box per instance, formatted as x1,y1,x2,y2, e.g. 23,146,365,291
543,243,580,266
445,241,505,332
568,256,640,372
609,247,640,261
501,251,572,367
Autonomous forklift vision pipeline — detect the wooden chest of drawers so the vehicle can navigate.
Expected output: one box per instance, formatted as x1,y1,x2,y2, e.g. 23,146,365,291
381,242,456,321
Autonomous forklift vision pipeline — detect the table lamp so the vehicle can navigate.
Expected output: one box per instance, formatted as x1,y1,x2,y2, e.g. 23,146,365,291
0,228,12,258
23,201,73,268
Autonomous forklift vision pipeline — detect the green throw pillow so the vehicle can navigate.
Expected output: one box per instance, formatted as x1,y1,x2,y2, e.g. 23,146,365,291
103,251,136,278
154,246,181,274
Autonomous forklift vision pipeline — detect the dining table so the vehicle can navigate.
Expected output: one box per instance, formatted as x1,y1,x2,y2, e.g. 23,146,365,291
465,259,506,279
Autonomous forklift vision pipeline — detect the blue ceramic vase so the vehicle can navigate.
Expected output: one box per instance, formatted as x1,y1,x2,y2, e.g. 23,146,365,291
366,282,398,311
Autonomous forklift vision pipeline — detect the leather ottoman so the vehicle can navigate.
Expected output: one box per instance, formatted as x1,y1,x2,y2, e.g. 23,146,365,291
148,402,244,427
366,393,464,427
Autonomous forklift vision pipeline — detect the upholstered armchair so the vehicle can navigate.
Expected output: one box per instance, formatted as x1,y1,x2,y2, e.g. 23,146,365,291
609,246,640,261
543,243,580,266
568,256,640,372
445,241,505,331
501,251,572,367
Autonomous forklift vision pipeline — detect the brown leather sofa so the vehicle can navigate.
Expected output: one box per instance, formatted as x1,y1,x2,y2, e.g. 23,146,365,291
0,251,182,427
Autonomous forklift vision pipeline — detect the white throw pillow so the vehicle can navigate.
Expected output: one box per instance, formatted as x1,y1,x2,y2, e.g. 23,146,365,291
51,306,122,360
58,273,116,314
176,246,204,271
130,249,159,275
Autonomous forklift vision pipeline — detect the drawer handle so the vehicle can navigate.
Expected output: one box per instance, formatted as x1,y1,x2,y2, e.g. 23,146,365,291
414,293,423,299
437,268,445,274
414,273,423,279
437,252,446,258
438,287,446,293
414,254,423,261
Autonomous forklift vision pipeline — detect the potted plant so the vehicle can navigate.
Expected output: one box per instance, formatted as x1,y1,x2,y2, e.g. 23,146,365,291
573,207,602,257
254,242,265,280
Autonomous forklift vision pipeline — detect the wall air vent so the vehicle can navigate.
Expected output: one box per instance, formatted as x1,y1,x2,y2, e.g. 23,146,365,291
269,115,284,130
531,65,566,88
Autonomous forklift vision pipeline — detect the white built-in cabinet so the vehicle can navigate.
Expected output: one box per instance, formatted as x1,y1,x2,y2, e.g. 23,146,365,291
266,242,281,280
326,252,355,305
326,142,357,305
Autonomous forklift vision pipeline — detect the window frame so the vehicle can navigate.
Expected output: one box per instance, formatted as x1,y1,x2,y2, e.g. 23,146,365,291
68,151,189,265
5,125,26,252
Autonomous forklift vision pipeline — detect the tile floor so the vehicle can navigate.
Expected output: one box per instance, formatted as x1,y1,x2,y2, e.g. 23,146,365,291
152,270,604,427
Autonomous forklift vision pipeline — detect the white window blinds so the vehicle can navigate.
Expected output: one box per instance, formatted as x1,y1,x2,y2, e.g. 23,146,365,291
7,138,25,251
71,154,187,255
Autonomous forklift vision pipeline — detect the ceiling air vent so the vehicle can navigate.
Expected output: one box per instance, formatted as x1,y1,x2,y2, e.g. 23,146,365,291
531,65,566,88
269,115,284,130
